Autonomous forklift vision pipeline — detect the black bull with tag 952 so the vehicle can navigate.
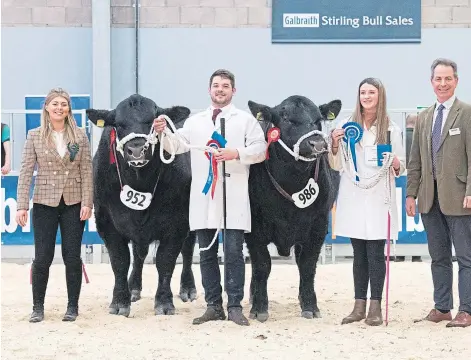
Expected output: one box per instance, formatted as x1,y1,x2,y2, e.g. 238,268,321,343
245,95,341,322
86,94,197,317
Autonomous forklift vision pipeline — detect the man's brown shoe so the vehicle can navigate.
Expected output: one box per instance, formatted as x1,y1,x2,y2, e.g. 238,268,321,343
446,311,471,328
424,309,452,323
192,306,226,325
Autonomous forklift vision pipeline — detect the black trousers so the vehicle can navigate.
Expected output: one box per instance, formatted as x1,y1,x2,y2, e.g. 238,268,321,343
421,181,471,313
32,197,85,308
196,229,245,309
350,238,386,301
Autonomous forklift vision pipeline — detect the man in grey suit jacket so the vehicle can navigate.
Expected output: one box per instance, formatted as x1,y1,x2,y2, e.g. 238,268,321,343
406,58,471,328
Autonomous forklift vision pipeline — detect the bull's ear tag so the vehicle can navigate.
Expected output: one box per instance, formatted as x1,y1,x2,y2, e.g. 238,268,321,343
327,111,335,120
256,112,263,121
97,119,105,127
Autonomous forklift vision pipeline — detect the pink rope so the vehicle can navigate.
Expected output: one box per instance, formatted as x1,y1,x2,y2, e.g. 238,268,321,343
82,263,90,284
385,213,391,326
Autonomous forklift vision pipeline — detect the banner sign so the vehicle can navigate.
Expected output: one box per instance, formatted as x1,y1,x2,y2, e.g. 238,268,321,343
2,175,426,246
272,0,421,43
325,176,426,244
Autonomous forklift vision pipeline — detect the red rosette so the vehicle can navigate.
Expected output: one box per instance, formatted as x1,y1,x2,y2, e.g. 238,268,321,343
109,128,117,164
266,127,281,160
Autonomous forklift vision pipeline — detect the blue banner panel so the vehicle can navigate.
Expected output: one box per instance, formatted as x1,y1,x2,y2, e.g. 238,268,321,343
3,174,425,246
325,176,427,244
272,0,421,43
1,175,103,245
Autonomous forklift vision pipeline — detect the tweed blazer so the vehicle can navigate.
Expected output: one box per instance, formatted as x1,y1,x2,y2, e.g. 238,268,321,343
406,98,471,216
17,127,93,210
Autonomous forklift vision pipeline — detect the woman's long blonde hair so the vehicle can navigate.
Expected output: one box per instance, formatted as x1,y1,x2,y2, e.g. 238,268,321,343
351,78,389,145
40,87,79,147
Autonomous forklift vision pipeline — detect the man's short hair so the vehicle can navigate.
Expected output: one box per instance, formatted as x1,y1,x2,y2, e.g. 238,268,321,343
209,69,235,88
431,58,458,79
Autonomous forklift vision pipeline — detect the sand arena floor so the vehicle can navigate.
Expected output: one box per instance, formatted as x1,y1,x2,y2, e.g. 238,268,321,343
1,261,469,360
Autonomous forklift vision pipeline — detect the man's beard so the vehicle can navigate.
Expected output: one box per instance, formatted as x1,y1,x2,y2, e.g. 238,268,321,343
211,94,231,106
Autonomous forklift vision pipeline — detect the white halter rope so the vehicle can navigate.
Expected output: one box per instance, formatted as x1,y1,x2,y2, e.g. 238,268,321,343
338,139,395,213
268,124,331,161
113,126,177,165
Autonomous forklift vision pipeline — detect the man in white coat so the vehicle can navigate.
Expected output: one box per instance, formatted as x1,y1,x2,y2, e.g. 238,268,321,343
153,69,267,326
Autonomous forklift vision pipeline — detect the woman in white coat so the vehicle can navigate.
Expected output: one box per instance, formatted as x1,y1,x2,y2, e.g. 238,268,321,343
153,69,266,326
329,78,405,326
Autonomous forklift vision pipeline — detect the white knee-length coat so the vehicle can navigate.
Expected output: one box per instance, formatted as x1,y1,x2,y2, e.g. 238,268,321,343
328,117,406,240
162,104,267,232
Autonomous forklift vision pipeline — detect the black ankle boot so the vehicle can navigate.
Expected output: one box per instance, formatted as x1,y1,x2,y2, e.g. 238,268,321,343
29,305,44,323
62,306,79,322
192,306,226,325
228,307,249,326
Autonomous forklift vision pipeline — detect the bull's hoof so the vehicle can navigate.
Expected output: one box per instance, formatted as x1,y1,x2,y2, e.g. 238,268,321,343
109,303,130,317
313,310,322,318
249,311,269,322
179,287,197,302
301,311,314,319
130,290,141,302
155,303,175,316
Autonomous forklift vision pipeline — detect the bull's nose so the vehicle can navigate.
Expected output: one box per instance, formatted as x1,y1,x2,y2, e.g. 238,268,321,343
127,145,144,159
308,139,327,152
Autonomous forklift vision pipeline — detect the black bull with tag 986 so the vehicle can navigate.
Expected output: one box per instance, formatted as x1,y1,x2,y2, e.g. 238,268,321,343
86,94,197,317
246,95,341,321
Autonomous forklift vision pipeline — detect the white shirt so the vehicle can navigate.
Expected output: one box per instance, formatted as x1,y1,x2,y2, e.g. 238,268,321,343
52,130,67,158
432,95,455,134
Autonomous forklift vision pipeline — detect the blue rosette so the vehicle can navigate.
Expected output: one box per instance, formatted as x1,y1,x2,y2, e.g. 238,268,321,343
342,122,363,181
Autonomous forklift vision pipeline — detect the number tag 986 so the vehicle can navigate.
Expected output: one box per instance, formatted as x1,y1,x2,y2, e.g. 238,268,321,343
120,185,152,210
292,178,319,209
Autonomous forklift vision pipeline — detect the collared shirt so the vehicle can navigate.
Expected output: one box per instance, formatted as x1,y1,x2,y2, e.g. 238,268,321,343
52,129,67,158
432,95,456,134
209,103,233,122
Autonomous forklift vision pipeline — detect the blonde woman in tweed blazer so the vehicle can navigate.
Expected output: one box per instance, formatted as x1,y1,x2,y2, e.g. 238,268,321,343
15,88,93,323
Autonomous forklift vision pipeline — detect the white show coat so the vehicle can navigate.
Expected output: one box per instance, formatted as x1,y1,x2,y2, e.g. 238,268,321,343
163,104,267,232
328,117,406,240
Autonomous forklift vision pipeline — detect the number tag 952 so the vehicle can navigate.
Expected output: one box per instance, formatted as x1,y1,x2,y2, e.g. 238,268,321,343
291,178,319,209
120,185,152,210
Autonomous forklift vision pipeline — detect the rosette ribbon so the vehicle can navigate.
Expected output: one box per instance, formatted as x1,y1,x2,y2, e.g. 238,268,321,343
109,128,117,164
266,127,281,160
342,122,363,181
202,131,227,199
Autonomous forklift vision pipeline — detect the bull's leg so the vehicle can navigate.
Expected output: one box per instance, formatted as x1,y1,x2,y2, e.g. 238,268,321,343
246,240,271,322
154,239,181,315
106,233,132,317
294,240,322,319
128,242,149,302
179,231,197,302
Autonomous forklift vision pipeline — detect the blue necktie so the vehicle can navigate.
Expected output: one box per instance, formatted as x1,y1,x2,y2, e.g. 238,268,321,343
431,104,445,179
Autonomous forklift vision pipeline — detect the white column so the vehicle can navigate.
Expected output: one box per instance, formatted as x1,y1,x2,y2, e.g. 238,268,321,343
91,0,111,156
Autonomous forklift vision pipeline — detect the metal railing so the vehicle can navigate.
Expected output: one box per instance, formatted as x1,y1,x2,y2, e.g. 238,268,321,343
1,109,88,174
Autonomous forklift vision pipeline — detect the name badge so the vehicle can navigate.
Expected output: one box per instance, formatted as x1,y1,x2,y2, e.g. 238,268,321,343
120,185,152,210
364,145,378,167
449,128,460,136
292,178,319,208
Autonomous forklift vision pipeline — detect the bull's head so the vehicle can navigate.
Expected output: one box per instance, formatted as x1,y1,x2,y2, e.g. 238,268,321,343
86,94,190,168
248,96,341,160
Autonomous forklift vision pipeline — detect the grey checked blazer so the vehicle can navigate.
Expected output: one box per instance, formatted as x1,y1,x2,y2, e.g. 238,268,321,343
17,127,93,210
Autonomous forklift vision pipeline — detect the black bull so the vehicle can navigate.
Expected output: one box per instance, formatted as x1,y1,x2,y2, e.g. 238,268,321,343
87,94,197,317
87,94,341,321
